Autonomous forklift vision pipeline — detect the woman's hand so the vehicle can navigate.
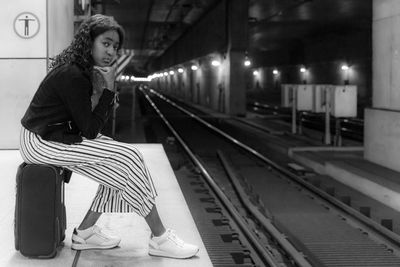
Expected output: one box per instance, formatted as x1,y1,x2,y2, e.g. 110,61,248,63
93,61,117,92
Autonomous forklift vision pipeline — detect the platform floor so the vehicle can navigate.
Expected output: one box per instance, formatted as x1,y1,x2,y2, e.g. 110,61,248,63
0,145,212,267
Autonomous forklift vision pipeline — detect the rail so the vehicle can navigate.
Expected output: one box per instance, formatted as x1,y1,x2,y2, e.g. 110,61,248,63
144,87,400,258
141,87,314,267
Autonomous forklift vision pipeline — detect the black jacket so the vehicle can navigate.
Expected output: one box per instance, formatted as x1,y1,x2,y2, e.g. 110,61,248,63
21,63,115,144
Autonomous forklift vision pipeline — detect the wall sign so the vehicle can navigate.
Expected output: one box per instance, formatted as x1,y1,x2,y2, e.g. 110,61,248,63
14,12,40,39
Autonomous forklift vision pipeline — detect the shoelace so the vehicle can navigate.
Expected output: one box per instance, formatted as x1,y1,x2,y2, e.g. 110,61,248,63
166,229,185,247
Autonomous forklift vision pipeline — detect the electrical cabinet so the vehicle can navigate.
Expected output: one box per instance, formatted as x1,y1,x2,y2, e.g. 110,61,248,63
330,85,357,117
296,84,313,111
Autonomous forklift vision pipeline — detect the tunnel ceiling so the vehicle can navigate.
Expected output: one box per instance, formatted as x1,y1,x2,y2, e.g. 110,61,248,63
98,0,371,76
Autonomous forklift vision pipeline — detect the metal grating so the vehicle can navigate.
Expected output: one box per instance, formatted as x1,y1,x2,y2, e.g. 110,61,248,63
176,170,259,266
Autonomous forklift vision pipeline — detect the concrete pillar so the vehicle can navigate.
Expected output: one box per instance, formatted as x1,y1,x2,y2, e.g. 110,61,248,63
0,0,74,149
365,0,400,171
224,0,248,116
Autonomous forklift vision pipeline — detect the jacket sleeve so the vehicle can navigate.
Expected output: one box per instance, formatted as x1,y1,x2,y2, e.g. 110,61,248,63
58,69,115,139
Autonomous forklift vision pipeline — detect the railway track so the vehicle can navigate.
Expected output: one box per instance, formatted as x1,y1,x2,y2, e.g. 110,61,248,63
138,86,400,267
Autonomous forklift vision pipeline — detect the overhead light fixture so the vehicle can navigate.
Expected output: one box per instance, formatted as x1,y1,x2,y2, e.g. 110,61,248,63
169,70,175,75
300,67,306,73
272,69,279,75
191,65,198,71
131,76,152,82
211,60,220,67
163,72,168,76
341,64,349,71
244,59,251,67
253,70,259,76
341,64,351,85
178,68,184,73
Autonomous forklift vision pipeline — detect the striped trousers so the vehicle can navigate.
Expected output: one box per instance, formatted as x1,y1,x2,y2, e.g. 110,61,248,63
19,127,157,217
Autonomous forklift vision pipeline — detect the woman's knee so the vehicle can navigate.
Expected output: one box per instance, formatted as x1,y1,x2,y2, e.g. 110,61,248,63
118,144,145,163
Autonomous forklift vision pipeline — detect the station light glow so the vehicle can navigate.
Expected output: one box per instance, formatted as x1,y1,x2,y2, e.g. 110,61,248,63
253,70,259,76
169,70,175,75
178,68,184,73
119,72,173,82
133,77,152,82
300,67,306,73
211,60,221,67
341,64,349,71
272,69,279,75
244,59,251,67
191,65,198,71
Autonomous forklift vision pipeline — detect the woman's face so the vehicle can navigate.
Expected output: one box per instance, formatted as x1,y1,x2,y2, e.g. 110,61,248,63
92,30,120,67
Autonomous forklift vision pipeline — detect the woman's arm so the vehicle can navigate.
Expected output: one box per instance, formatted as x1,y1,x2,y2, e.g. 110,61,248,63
58,67,115,139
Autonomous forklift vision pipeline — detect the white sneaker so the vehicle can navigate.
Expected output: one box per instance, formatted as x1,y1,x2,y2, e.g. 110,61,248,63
71,225,121,250
149,229,199,259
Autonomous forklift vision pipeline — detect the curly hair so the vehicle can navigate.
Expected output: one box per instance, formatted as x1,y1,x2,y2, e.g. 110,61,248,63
49,14,125,72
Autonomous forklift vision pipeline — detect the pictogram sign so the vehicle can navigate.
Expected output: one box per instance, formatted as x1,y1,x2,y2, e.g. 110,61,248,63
14,12,40,39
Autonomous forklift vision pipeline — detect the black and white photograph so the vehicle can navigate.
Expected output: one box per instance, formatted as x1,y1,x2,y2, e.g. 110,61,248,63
2,1,397,266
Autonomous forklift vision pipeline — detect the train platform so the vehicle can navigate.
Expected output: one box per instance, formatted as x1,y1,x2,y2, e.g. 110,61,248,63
290,147,400,213
0,145,212,267
245,111,400,215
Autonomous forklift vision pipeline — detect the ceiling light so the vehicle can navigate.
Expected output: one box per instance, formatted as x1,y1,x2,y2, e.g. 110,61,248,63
191,65,198,71
211,60,220,67
178,68,184,73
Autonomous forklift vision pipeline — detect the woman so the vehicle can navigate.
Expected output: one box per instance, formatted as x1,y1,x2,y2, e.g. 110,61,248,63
19,14,198,259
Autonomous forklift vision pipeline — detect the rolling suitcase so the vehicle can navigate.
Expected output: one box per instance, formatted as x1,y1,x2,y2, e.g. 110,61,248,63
14,163,71,258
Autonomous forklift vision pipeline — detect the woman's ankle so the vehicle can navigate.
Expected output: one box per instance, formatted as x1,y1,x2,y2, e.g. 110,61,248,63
77,225,94,231
152,227,166,237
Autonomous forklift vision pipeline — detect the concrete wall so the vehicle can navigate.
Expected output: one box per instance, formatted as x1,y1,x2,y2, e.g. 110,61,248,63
372,0,400,110
247,59,370,108
364,0,400,172
48,0,74,59
364,108,400,171
246,19,372,104
0,0,73,149
151,52,232,113
0,0,48,149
